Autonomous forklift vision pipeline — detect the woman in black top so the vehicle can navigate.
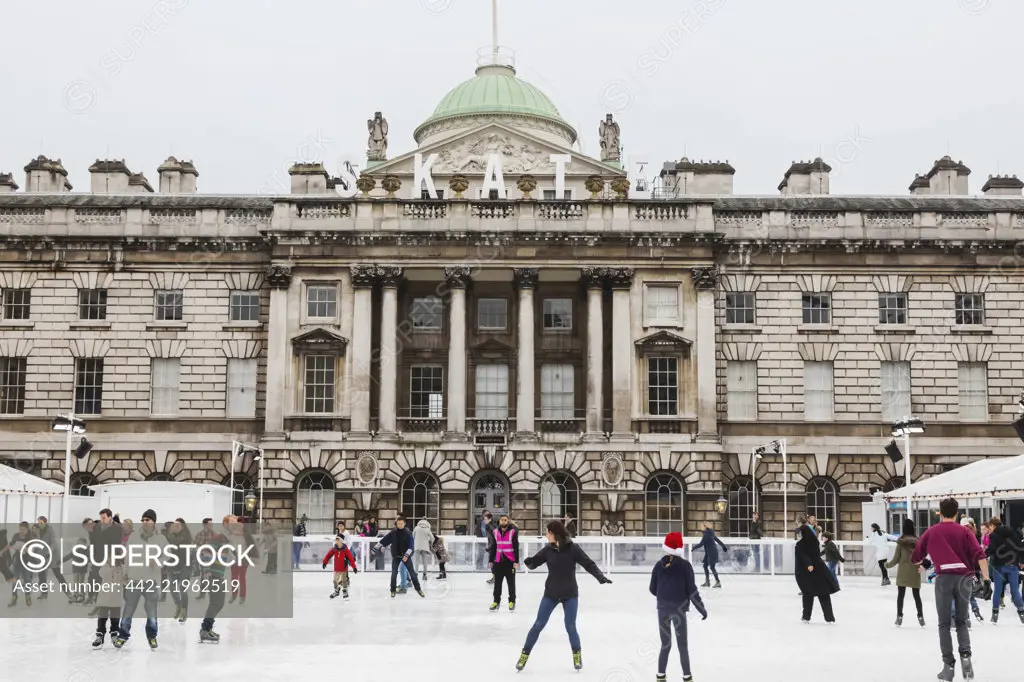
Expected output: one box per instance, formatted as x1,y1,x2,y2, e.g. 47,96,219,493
516,521,612,672
795,524,839,623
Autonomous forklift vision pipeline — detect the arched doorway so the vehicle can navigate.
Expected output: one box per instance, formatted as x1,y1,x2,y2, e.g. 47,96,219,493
222,474,255,519
470,471,509,532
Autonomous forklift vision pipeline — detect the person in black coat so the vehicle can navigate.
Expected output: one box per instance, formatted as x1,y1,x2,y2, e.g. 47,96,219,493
693,522,728,588
515,520,611,673
795,524,839,622
375,515,424,598
650,532,707,682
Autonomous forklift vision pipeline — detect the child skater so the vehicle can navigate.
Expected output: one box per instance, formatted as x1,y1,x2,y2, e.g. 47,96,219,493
432,533,449,580
92,556,124,648
516,520,612,673
650,532,707,682
820,532,845,584
375,515,425,598
322,536,358,599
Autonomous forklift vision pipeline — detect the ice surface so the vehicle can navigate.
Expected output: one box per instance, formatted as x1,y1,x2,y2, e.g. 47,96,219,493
2,573,1020,682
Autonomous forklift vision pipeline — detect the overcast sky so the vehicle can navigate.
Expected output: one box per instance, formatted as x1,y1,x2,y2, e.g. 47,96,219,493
2,0,1020,195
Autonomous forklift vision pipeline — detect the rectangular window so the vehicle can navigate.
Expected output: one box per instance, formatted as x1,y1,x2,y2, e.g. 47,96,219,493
475,364,509,419
229,291,261,322
0,357,27,415
154,290,183,321
542,299,572,330
955,293,985,326
411,296,443,330
410,365,444,418
726,361,758,421
420,189,445,199
78,289,108,320
803,361,834,421
74,358,104,415
645,285,680,325
725,292,756,325
958,362,988,421
304,355,336,414
2,289,31,320
305,285,337,319
880,361,911,421
477,298,507,331
226,358,258,418
802,293,831,324
540,364,575,420
647,357,678,416
542,189,572,200
150,358,181,416
878,293,908,325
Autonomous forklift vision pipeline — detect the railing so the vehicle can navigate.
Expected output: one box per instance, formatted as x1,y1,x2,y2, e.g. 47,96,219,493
0,207,45,224
633,417,695,434
403,201,447,219
634,203,688,220
537,201,584,220
467,416,511,435
149,208,198,225
225,208,273,225
74,208,125,224
397,411,446,433
285,535,890,578
471,202,515,219
297,203,351,219
536,409,585,433
790,210,839,228
283,416,351,432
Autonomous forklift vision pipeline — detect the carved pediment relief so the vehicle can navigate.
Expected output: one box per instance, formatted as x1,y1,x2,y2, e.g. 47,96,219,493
635,330,693,356
470,338,513,359
292,327,349,353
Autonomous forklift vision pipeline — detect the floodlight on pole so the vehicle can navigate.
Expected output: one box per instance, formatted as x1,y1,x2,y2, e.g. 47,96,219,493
753,438,787,537
230,440,265,525
891,417,925,527
52,413,87,525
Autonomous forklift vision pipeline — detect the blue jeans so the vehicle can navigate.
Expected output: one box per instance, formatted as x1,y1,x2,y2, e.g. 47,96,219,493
399,561,410,589
292,543,302,568
120,589,159,640
751,545,761,573
523,597,580,653
826,561,838,583
991,565,1024,610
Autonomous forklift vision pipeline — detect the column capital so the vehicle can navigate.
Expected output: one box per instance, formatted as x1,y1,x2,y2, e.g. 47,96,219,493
444,266,471,288
350,264,403,288
376,266,404,288
513,267,539,289
606,267,635,290
266,265,293,289
581,267,608,289
691,266,720,290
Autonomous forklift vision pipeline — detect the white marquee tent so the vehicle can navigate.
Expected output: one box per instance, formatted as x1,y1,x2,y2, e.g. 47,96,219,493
882,454,1024,503
0,463,64,525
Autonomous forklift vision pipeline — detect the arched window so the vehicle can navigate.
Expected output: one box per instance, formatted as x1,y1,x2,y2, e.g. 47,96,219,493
882,477,904,493
805,477,839,537
223,474,255,519
727,476,761,537
146,472,174,482
69,472,99,497
400,471,440,530
295,470,335,533
644,472,684,536
471,472,509,526
540,471,580,530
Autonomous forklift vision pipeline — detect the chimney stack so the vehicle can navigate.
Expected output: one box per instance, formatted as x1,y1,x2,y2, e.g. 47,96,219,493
925,156,970,195
778,158,831,195
0,173,18,193
289,162,330,194
980,175,1023,197
88,159,132,193
23,156,72,193
128,173,154,193
908,174,930,195
157,157,198,193
660,157,735,195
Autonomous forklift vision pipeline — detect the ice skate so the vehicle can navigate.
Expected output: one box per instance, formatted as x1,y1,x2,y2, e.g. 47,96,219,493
92,633,104,649
239,597,245,605
712,580,721,588
918,615,926,627
173,606,182,620
682,676,693,682
1017,608,1024,624
509,601,515,611
515,650,529,671
971,605,984,622
112,635,127,649
38,592,48,601
199,628,220,644
397,587,408,595
24,594,31,607
656,675,666,682
572,649,583,671
342,590,349,600
936,662,955,682
437,572,447,580
177,607,187,624
881,577,891,586
330,589,340,599
489,602,499,611
700,580,710,587
229,593,238,604
960,655,974,680
991,609,999,624
895,615,902,627
417,589,425,598
390,590,396,598
6,595,16,608
147,637,158,650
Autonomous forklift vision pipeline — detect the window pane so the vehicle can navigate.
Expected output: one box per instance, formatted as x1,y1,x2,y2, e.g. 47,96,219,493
727,477,757,537
227,358,258,418
400,472,440,530
880,361,911,421
78,289,108,320
475,364,508,419
154,290,183,321
540,364,574,419
2,289,31,320
647,357,678,415
725,292,756,325
230,291,261,322
0,357,27,415
958,362,988,421
150,358,181,416
542,299,572,330
801,293,831,325
296,471,335,534
540,472,580,527
878,293,908,325
304,355,336,414
804,361,834,421
955,293,985,326
411,297,442,330
74,358,104,415
806,478,839,537
410,365,444,418
644,473,684,536
306,285,337,319
477,298,507,331
646,285,679,323
727,361,757,421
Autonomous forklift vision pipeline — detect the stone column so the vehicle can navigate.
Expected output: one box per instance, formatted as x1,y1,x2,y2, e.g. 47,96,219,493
377,267,403,435
692,267,719,439
514,268,538,437
608,268,635,437
264,265,292,433
445,267,470,439
582,268,605,437
349,265,376,435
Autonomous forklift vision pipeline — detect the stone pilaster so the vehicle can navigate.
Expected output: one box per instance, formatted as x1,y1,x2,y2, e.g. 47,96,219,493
609,268,634,437
692,267,719,439
581,268,605,438
377,267,403,435
514,268,538,437
349,266,375,434
445,267,470,439
264,265,292,434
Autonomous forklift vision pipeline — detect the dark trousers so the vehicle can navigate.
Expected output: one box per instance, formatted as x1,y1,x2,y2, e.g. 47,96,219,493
878,560,890,581
390,557,421,592
703,558,718,582
492,560,516,602
935,574,971,665
169,570,189,609
264,552,277,574
201,588,226,631
95,608,121,636
801,593,835,622
897,586,923,618
657,607,691,676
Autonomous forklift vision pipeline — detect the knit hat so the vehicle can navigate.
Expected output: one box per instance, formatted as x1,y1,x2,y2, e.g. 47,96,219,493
961,517,975,527
663,532,685,557
142,509,157,523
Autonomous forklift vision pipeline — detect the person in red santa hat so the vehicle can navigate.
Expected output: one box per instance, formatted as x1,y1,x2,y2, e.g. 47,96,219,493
649,531,707,682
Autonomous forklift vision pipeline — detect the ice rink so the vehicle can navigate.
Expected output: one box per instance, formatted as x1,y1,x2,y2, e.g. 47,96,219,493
2,572,1021,682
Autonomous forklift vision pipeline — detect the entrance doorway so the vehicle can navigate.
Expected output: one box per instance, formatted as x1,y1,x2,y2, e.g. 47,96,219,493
471,472,509,531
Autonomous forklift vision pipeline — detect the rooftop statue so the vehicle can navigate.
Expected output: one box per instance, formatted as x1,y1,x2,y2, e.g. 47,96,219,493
367,112,389,161
599,114,621,162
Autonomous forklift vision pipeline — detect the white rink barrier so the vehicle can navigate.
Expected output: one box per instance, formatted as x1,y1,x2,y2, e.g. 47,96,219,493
283,536,891,577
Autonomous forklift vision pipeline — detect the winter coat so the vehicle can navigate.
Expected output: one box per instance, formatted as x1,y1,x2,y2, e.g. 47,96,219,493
886,535,922,589
412,520,435,554
97,563,126,609
821,540,845,565
165,530,193,574
488,525,521,565
431,535,449,563
125,529,168,586
693,529,728,563
748,521,763,541
323,544,357,572
523,540,608,601
649,555,707,618
868,531,891,562
377,527,414,559
7,532,33,570
795,526,839,597
986,524,1024,568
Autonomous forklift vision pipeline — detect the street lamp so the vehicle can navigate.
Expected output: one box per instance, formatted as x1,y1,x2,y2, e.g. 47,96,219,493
51,413,87,525
243,490,257,513
230,440,265,525
754,439,788,537
891,417,925,529
714,496,728,515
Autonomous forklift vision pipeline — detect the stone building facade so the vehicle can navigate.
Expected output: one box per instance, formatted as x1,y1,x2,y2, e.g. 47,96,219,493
1,52,1022,539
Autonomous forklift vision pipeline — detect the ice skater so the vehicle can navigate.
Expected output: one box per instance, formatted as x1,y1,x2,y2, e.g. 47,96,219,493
488,513,520,611
820,532,845,583
984,516,1024,624
7,522,36,607
515,520,612,672
650,532,707,682
886,518,924,627
376,515,425,598
432,533,449,580
92,556,124,648
167,519,192,623
412,518,436,583
869,523,892,586
693,522,727,588
115,509,167,650
795,524,838,623
198,514,235,644
322,536,358,600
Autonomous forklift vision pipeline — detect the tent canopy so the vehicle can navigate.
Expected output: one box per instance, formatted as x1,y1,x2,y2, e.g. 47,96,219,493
883,454,1024,502
0,463,63,495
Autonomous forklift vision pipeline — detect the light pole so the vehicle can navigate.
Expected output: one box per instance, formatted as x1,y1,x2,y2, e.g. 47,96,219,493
754,439,787,537
891,417,924,528
51,414,87,524
750,447,763,513
230,440,265,525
